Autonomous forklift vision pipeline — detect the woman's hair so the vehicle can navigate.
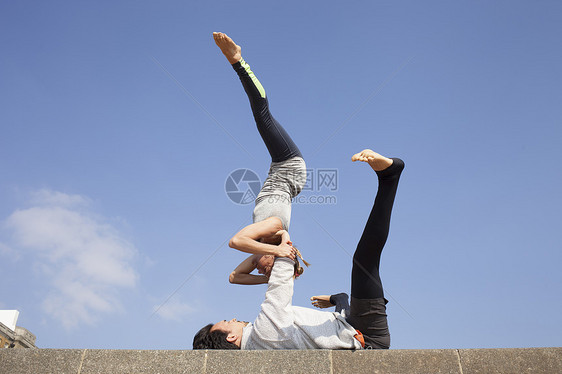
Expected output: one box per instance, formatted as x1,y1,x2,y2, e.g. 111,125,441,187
192,324,240,350
292,246,310,278
294,261,304,277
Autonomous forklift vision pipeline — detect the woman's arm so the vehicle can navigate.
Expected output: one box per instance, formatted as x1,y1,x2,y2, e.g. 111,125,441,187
229,254,269,285
229,217,295,259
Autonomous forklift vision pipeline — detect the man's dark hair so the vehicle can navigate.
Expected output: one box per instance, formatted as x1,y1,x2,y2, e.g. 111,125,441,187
192,324,240,350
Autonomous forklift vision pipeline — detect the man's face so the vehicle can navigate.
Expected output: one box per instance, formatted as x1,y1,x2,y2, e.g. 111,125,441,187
256,255,274,276
211,318,247,345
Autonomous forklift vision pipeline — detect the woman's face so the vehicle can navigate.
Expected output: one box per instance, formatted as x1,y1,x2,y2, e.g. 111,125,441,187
256,255,274,276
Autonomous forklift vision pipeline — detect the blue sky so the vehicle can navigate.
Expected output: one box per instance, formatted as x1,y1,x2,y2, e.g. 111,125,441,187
1,1,561,349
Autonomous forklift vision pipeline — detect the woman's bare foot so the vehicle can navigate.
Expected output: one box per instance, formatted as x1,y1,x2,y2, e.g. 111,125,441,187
213,32,242,64
351,149,393,172
310,295,334,309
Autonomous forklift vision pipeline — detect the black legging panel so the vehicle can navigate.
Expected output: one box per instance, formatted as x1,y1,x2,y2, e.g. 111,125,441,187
232,59,302,162
351,159,404,299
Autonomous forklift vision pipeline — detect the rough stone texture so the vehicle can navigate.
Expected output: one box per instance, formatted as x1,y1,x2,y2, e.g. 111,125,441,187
14,326,36,346
205,350,332,374
0,349,83,374
79,350,206,374
459,347,562,374
332,349,462,374
1,347,561,374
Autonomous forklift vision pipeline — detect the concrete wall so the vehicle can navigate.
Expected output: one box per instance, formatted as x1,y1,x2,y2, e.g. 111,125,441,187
1,347,560,374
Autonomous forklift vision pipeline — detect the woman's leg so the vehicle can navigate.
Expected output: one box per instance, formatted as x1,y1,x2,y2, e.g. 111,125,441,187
232,59,302,162
213,32,302,162
214,32,307,231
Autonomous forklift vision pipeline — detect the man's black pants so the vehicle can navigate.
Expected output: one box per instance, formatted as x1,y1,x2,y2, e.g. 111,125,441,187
347,159,404,349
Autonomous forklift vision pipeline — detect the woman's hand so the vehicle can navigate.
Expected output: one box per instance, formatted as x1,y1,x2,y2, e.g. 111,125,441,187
275,240,296,260
260,229,290,245
274,230,291,244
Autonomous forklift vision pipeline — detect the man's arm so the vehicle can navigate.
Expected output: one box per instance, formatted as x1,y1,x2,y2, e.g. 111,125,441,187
252,257,297,340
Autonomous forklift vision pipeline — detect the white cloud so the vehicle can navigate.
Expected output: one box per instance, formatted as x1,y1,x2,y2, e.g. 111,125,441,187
0,242,20,261
28,189,91,208
1,190,139,329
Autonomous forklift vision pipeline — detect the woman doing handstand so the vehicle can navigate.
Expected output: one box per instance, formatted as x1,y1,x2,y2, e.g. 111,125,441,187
213,32,307,282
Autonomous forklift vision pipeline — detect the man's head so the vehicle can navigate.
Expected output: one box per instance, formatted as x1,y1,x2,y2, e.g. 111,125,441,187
193,318,246,349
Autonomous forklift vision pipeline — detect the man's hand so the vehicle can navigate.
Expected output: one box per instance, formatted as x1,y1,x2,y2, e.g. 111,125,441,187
275,241,296,260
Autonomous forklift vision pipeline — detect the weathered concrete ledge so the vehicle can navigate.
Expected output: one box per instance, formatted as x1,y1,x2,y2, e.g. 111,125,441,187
0,347,560,374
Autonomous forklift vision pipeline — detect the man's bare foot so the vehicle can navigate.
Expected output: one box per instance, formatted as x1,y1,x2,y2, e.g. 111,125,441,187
213,32,242,64
351,149,393,172
310,295,334,309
